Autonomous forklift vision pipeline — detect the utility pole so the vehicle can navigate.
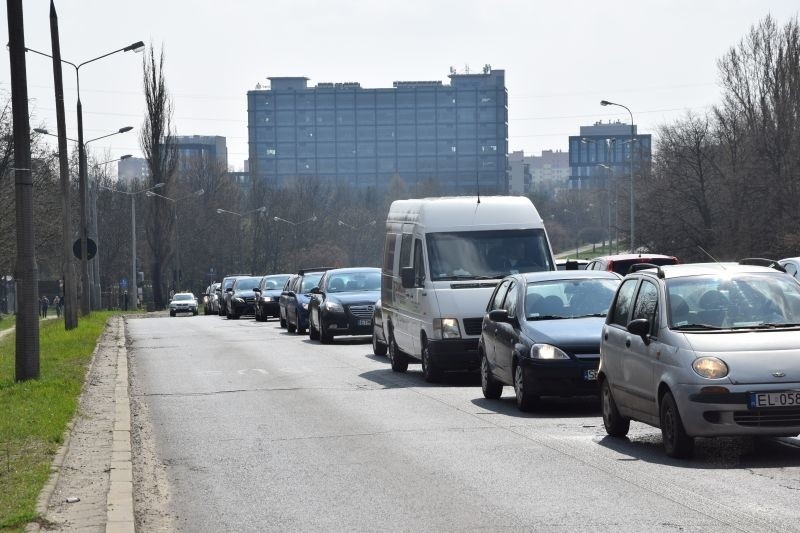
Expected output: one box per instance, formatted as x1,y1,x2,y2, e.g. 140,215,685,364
49,0,77,330
7,0,40,380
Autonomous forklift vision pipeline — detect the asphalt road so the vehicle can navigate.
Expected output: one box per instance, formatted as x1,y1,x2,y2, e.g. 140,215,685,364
127,314,800,532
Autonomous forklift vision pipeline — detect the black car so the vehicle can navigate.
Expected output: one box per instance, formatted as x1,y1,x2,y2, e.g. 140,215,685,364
308,267,381,344
225,276,262,319
217,274,248,317
254,274,291,322
480,270,621,412
278,274,299,328
281,268,331,334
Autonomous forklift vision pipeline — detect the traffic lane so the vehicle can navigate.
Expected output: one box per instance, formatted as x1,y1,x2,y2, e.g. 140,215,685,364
128,316,797,531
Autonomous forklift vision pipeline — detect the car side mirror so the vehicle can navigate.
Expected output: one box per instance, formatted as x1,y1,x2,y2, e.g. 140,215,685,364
400,267,415,289
627,318,651,344
253,288,261,293
488,309,510,323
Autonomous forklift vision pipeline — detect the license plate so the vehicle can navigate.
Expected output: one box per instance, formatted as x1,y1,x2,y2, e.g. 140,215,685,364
357,319,372,326
583,369,598,381
748,391,800,409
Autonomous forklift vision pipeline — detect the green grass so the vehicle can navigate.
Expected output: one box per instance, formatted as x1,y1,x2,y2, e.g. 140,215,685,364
0,316,13,333
0,311,117,532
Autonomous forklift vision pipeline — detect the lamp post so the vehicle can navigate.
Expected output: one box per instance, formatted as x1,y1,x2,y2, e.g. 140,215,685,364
34,126,133,310
217,207,267,273
600,100,636,252
26,40,144,315
146,188,205,292
337,220,376,265
99,179,164,310
273,215,317,270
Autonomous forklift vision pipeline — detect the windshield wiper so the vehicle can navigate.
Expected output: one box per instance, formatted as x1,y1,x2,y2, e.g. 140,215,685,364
733,322,800,330
527,315,568,321
473,275,505,280
671,323,725,331
572,313,607,318
437,275,477,281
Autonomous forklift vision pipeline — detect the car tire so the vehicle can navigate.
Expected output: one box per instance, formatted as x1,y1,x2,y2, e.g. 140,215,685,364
279,314,287,328
660,391,694,458
287,315,297,333
421,343,443,383
319,319,333,344
309,311,320,340
388,336,408,373
372,329,387,356
169,311,176,317
192,310,198,316
513,363,538,412
601,378,630,437
480,351,503,400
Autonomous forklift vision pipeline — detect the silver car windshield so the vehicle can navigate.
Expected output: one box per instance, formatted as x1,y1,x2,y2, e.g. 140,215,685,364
667,273,800,329
426,229,552,281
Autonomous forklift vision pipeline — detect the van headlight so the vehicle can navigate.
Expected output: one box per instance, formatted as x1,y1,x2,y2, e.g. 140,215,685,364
530,344,569,360
692,357,729,379
433,318,461,339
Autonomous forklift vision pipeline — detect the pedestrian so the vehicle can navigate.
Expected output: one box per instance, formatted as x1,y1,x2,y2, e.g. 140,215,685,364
42,295,49,318
53,295,61,317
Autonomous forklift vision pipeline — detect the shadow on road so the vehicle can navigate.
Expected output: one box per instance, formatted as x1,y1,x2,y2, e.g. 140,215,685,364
470,395,601,419
357,367,481,389
596,432,800,469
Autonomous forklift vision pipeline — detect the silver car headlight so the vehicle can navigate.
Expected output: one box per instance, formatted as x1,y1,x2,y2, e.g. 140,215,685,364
324,301,343,313
433,318,461,339
692,357,729,379
530,344,569,360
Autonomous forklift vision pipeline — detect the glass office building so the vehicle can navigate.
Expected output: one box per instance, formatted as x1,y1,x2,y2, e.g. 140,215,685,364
247,69,508,195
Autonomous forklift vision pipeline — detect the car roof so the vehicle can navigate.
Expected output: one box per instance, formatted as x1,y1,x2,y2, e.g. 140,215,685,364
590,253,676,261
519,270,622,282
629,263,784,280
324,267,380,275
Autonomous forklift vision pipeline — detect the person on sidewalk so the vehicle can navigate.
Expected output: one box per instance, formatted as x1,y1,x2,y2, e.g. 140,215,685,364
53,295,61,318
41,295,49,318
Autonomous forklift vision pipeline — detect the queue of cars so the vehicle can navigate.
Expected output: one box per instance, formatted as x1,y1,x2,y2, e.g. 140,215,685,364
194,196,800,459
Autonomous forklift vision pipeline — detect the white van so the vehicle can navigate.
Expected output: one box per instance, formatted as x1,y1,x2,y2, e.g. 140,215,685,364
380,196,555,382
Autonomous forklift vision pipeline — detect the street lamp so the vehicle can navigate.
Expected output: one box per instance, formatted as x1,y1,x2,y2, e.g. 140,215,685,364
34,126,134,309
26,40,143,315
99,181,164,309
600,99,636,252
216,206,267,217
273,215,318,270
146,188,205,291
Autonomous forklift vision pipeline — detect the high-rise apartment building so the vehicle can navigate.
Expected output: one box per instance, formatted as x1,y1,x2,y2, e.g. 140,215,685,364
568,121,651,189
247,68,508,195
508,149,570,195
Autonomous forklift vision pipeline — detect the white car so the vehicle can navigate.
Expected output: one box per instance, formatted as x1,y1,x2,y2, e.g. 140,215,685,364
169,293,198,317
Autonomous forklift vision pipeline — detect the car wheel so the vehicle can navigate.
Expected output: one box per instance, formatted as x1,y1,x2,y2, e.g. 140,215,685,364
319,319,333,344
388,336,408,373
601,379,630,437
169,310,176,317
279,313,287,328
660,391,694,458
287,314,297,333
192,310,198,316
372,328,387,356
480,351,503,399
218,306,225,316
421,343,443,383
309,311,320,340
513,363,538,412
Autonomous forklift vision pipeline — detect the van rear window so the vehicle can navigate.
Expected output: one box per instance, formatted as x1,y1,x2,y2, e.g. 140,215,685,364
426,229,553,281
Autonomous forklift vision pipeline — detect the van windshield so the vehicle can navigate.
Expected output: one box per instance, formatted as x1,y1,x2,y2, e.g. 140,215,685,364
426,229,553,281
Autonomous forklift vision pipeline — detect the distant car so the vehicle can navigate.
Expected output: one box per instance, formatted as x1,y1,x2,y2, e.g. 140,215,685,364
308,267,381,343
217,274,248,317
203,282,220,315
225,276,261,319
169,292,198,317
480,270,621,411
779,257,800,281
372,299,388,356
585,253,678,275
556,258,589,270
282,268,331,334
254,274,291,322
278,274,299,328
600,263,800,458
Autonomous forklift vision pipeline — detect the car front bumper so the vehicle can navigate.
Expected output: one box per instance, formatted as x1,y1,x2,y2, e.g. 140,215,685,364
518,357,600,396
426,338,480,371
321,308,373,337
258,300,280,317
231,301,256,315
170,306,197,314
674,382,800,437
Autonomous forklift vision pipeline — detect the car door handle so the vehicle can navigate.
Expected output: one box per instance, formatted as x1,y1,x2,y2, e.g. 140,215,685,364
625,339,631,348
604,333,608,340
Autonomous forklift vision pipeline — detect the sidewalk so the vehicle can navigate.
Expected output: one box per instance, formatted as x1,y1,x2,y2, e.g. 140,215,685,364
25,316,134,533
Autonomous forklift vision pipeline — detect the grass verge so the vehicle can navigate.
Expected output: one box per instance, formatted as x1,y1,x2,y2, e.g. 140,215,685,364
0,311,118,532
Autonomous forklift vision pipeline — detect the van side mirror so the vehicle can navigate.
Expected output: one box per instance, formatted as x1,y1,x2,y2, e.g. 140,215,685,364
400,267,416,288
627,318,651,344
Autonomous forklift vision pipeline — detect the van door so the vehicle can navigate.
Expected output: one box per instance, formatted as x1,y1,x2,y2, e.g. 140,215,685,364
394,228,416,355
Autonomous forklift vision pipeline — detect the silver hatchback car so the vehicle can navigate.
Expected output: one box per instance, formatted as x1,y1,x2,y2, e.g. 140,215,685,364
599,263,800,458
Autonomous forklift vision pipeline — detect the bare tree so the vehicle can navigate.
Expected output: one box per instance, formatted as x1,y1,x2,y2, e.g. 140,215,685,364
140,45,178,308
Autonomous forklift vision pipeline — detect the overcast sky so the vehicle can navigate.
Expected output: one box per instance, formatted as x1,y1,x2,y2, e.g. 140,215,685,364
2,1,798,171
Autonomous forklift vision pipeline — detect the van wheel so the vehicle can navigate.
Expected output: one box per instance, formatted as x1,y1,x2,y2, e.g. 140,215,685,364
481,351,503,399
513,364,538,412
601,379,630,437
421,344,443,383
660,392,694,458
388,337,408,373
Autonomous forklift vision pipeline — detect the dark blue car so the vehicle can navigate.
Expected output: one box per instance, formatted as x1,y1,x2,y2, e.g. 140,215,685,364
479,270,621,412
282,268,331,334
